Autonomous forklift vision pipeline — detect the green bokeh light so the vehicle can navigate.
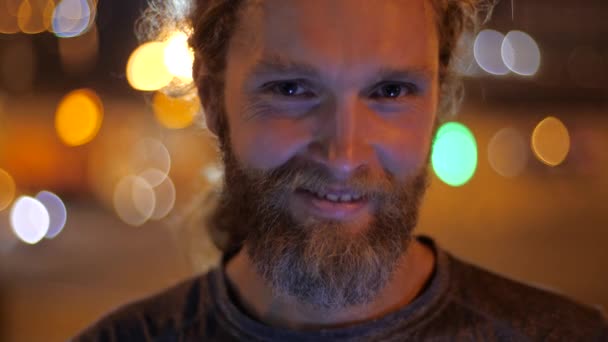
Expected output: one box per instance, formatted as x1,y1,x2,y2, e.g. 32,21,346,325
432,122,478,187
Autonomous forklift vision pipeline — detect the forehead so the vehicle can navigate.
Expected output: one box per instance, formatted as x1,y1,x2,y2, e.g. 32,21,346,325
230,0,439,78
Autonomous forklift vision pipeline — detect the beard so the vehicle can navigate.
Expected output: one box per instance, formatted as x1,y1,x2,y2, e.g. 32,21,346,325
209,140,430,310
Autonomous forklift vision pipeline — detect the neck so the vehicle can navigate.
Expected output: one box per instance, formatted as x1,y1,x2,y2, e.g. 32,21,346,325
225,238,436,331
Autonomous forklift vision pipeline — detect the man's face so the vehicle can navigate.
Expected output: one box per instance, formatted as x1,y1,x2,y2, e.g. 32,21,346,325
210,0,439,309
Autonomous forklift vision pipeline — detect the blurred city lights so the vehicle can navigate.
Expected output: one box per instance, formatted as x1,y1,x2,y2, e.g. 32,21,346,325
140,168,176,220
164,31,194,80
17,0,54,34
55,88,104,146
51,0,95,38
0,0,20,34
152,91,199,129
501,30,541,76
0,168,17,211
10,196,50,245
532,116,571,167
113,175,156,227
474,29,510,76
203,164,224,184
127,41,174,91
432,122,478,187
488,127,528,178
35,191,67,239
58,23,99,74
131,138,172,182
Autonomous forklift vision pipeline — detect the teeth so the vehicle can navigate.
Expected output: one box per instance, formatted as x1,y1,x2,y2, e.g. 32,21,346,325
339,194,352,202
305,189,363,203
326,194,339,202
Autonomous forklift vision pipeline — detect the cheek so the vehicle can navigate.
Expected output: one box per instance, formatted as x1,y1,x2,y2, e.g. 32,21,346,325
380,125,434,178
230,118,310,170
375,105,437,178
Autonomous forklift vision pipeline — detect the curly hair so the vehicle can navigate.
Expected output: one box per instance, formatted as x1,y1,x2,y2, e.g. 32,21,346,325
138,0,497,143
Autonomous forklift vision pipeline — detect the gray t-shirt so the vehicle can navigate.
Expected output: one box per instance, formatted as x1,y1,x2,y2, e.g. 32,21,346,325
74,236,608,341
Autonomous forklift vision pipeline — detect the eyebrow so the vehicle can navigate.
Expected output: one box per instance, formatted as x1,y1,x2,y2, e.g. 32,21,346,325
247,54,321,79
247,53,435,84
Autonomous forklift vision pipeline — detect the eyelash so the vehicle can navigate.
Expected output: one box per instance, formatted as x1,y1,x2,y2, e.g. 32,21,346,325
263,81,419,101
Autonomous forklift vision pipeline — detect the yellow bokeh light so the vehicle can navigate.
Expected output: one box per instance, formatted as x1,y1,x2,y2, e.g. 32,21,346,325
532,116,571,167
0,168,17,211
153,91,200,129
55,88,104,146
17,0,55,34
127,41,174,91
0,0,20,34
164,31,194,80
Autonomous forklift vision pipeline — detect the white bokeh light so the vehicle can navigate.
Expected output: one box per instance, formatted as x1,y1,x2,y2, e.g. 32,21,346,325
131,138,172,186
52,0,95,38
501,30,541,76
488,127,529,178
164,31,194,80
36,191,68,239
474,29,510,76
203,164,224,184
140,168,176,220
10,196,50,245
113,175,156,227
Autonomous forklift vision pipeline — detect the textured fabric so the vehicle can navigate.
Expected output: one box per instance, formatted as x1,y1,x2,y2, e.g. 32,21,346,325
73,236,608,341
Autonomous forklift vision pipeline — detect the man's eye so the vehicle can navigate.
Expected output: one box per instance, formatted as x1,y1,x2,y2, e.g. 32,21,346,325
267,81,313,98
371,83,417,100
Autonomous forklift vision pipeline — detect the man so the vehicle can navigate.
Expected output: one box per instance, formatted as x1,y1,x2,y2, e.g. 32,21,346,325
76,0,608,340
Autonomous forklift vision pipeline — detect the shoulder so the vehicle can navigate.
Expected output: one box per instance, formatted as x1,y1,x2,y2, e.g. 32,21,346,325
444,253,608,340
72,271,216,342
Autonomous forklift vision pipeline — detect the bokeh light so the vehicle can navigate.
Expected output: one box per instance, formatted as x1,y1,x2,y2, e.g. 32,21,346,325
474,29,510,76
501,30,541,76
35,191,67,239
17,0,54,34
51,0,95,38
113,175,156,227
488,127,528,178
532,116,571,167
140,168,176,220
0,0,20,34
164,31,194,80
131,138,172,184
152,91,200,129
127,41,174,91
10,196,50,245
0,168,17,211
432,122,478,187
55,88,104,146
203,164,224,184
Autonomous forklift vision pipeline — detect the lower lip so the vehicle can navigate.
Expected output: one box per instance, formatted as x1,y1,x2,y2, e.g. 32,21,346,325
294,190,370,220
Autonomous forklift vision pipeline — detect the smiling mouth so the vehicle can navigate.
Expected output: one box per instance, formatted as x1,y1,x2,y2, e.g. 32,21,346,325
297,188,365,203
294,187,371,221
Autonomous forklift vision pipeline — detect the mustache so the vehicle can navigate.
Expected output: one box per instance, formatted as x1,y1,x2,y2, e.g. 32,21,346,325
248,157,397,200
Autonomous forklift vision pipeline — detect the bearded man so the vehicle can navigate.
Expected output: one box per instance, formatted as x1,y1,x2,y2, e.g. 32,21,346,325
75,0,608,340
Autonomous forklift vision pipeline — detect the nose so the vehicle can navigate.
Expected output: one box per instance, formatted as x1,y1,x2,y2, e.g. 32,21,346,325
310,97,374,180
